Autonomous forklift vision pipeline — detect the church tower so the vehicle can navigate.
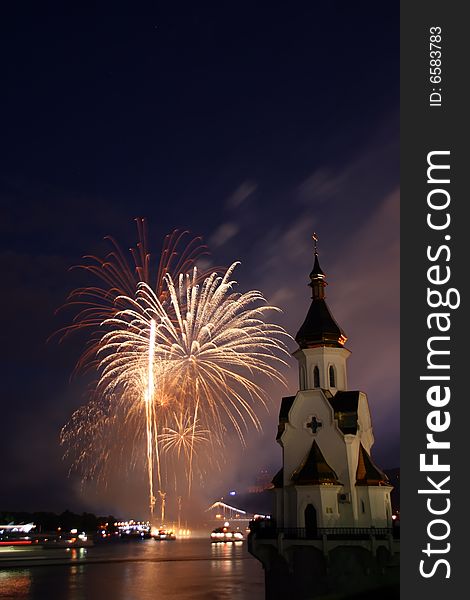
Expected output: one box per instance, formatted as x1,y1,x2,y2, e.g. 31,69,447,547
249,235,399,599
294,234,349,393
272,236,393,531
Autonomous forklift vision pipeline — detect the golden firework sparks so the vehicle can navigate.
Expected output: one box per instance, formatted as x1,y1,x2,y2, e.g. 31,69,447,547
59,224,291,520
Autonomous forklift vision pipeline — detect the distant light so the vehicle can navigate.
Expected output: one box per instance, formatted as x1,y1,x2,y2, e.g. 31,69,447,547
229,490,236,496
70,529,78,534
392,515,397,520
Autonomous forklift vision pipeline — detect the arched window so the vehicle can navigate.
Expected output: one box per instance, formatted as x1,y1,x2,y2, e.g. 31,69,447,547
300,366,306,390
313,366,320,388
329,365,336,388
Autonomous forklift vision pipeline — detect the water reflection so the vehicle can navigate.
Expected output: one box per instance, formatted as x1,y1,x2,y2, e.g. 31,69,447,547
211,541,244,573
0,539,264,600
0,569,32,597
211,540,244,557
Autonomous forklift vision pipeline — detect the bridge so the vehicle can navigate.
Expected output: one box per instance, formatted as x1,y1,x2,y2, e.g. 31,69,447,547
206,501,268,526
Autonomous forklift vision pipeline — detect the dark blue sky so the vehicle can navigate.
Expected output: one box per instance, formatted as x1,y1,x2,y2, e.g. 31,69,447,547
0,3,399,515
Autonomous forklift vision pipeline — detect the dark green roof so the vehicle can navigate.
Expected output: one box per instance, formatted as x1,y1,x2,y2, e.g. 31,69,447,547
310,252,325,278
329,391,359,434
292,440,340,485
271,468,283,488
279,396,295,421
356,444,390,486
295,298,347,349
277,396,295,440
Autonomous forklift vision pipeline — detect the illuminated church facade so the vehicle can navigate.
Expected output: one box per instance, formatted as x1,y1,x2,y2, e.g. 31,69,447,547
272,242,393,532
249,238,399,599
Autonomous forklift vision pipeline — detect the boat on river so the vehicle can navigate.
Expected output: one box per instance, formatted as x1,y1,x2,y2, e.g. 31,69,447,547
210,526,244,542
153,529,176,541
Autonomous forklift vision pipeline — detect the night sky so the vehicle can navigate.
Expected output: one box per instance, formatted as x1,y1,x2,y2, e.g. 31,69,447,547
0,3,399,517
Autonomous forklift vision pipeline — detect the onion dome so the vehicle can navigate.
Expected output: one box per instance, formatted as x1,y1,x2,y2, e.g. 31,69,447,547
295,234,347,349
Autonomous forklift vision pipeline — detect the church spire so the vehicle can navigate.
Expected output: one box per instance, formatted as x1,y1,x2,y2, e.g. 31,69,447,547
309,233,326,300
295,234,347,349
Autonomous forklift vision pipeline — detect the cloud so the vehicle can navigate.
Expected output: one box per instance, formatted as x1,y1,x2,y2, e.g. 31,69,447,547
209,221,239,248
267,286,295,309
226,180,257,209
297,168,345,205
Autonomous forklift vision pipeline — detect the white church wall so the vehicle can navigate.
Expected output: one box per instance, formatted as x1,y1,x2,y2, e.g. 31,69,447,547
367,487,393,528
283,485,299,529
294,486,343,528
355,487,372,527
356,393,375,453
337,492,355,526
282,389,352,495
293,346,351,392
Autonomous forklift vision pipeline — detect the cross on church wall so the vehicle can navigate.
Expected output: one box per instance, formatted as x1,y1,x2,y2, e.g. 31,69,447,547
307,416,322,434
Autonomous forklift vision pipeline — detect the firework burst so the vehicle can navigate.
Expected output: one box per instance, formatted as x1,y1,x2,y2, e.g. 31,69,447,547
59,223,291,521
54,218,209,375
161,412,210,460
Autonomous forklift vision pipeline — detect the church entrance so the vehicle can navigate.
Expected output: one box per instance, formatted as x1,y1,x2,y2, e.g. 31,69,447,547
305,504,318,538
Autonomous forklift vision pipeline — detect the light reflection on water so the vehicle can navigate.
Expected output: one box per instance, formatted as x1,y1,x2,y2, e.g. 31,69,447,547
0,539,264,600
0,569,32,597
211,541,244,576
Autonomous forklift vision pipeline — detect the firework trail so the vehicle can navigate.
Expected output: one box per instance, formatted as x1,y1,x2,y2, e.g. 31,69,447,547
59,223,291,521
96,264,290,497
58,220,212,516
145,319,157,516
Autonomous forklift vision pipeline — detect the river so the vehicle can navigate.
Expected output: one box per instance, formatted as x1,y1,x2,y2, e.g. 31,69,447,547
0,538,265,600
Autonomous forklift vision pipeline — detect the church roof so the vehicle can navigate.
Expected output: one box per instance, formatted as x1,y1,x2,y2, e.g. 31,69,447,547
271,468,283,488
310,252,325,278
355,443,390,486
278,396,295,421
329,391,359,434
292,440,341,485
277,396,295,440
295,245,347,349
295,298,347,349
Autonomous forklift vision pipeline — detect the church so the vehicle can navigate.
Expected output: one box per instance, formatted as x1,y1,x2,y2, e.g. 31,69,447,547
272,238,392,533
248,237,399,599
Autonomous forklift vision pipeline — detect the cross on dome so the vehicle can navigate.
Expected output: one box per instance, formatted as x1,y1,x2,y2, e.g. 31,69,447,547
312,232,319,253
